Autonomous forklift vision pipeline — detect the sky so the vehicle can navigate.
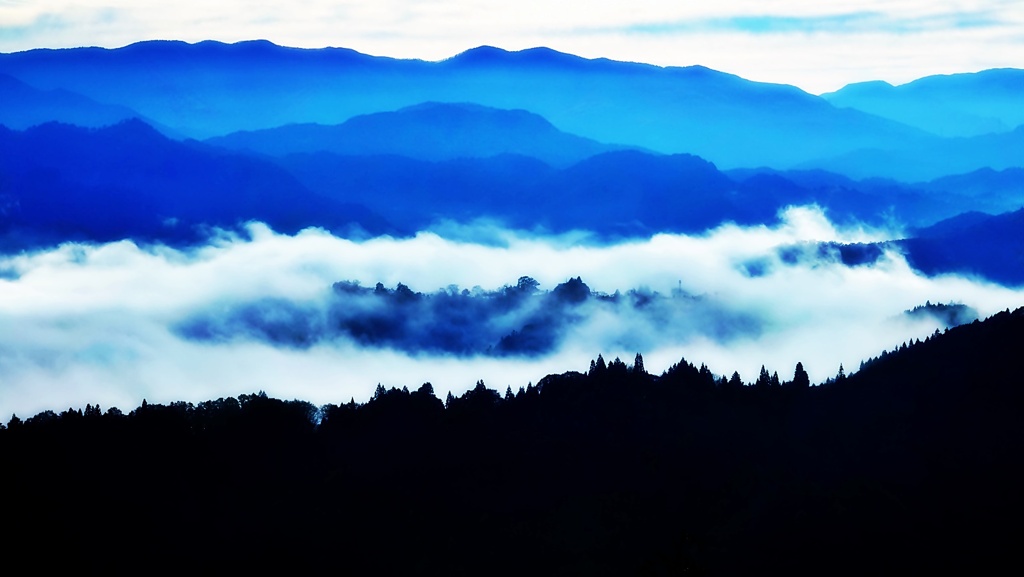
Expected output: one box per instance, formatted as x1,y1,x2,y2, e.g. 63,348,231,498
1,1,1022,93
2,208,1021,418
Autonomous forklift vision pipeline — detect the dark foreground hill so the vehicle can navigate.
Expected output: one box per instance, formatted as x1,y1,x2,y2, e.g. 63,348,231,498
4,307,1022,574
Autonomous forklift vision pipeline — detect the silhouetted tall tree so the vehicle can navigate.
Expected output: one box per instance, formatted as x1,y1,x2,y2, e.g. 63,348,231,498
633,352,646,375
756,365,771,388
792,362,810,389
727,371,744,390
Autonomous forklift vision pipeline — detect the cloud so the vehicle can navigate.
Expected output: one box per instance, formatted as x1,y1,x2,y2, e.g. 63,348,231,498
614,11,1003,36
1,207,1021,420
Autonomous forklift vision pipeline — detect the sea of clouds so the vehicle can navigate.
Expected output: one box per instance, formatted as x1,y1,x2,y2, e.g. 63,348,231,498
1,205,1021,419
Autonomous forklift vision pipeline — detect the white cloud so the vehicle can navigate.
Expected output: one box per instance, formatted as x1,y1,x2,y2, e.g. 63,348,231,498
1,208,1020,420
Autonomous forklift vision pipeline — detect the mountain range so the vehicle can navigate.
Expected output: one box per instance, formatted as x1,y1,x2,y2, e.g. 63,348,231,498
0,39,983,172
0,114,1020,286
0,72,145,131
0,120,391,245
822,68,1024,137
206,102,631,167
0,40,1021,284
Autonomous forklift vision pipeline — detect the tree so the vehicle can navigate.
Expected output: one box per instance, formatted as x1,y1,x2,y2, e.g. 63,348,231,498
755,365,771,388
516,276,540,293
609,357,628,377
792,362,810,389
632,353,646,375
727,371,744,389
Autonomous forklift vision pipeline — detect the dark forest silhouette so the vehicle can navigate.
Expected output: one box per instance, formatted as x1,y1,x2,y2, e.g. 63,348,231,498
4,306,1023,574
177,276,757,356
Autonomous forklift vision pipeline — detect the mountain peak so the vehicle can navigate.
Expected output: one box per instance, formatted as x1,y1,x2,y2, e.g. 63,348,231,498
447,45,510,63
393,101,549,125
820,79,894,98
446,45,590,68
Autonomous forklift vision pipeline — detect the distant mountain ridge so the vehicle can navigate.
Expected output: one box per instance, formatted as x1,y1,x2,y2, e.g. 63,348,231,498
0,72,146,130
0,119,391,245
897,207,1024,286
800,124,1024,181
206,102,632,166
823,68,1024,137
0,40,935,170
1,116,1019,286
917,167,1024,215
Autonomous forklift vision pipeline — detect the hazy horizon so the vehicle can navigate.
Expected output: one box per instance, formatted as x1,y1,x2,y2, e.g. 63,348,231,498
2,2,1022,94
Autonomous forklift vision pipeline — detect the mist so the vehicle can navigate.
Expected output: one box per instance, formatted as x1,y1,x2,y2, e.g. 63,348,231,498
1,206,1021,419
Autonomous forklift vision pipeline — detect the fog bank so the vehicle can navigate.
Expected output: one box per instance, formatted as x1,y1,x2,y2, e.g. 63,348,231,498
1,207,1020,418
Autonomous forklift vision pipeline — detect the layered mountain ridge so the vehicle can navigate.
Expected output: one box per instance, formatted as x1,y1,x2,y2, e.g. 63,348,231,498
0,40,1021,285
0,40,941,169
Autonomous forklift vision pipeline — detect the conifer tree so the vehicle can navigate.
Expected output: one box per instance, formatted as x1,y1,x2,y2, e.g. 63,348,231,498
633,353,646,375
756,365,771,388
793,362,810,389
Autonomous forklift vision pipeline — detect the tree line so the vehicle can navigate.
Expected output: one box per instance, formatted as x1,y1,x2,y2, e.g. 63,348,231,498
3,308,1023,574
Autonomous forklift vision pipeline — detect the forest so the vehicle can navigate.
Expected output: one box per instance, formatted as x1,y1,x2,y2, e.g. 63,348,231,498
4,306,1022,574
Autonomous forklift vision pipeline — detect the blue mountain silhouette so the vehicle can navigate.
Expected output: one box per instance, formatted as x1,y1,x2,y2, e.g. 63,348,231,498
0,40,934,169
0,120,391,246
898,208,1024,286
823,69,1024,137
206,102,632,166
0,72,146,130
801,124,1024,181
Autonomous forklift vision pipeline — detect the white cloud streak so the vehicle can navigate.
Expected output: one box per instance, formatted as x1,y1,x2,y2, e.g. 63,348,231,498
0,1,1021,92
1,207,1021,420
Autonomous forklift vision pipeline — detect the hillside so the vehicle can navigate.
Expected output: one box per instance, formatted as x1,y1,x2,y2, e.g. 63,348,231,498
897,207,1024,286
4,306,1022,574
0,120,390,245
